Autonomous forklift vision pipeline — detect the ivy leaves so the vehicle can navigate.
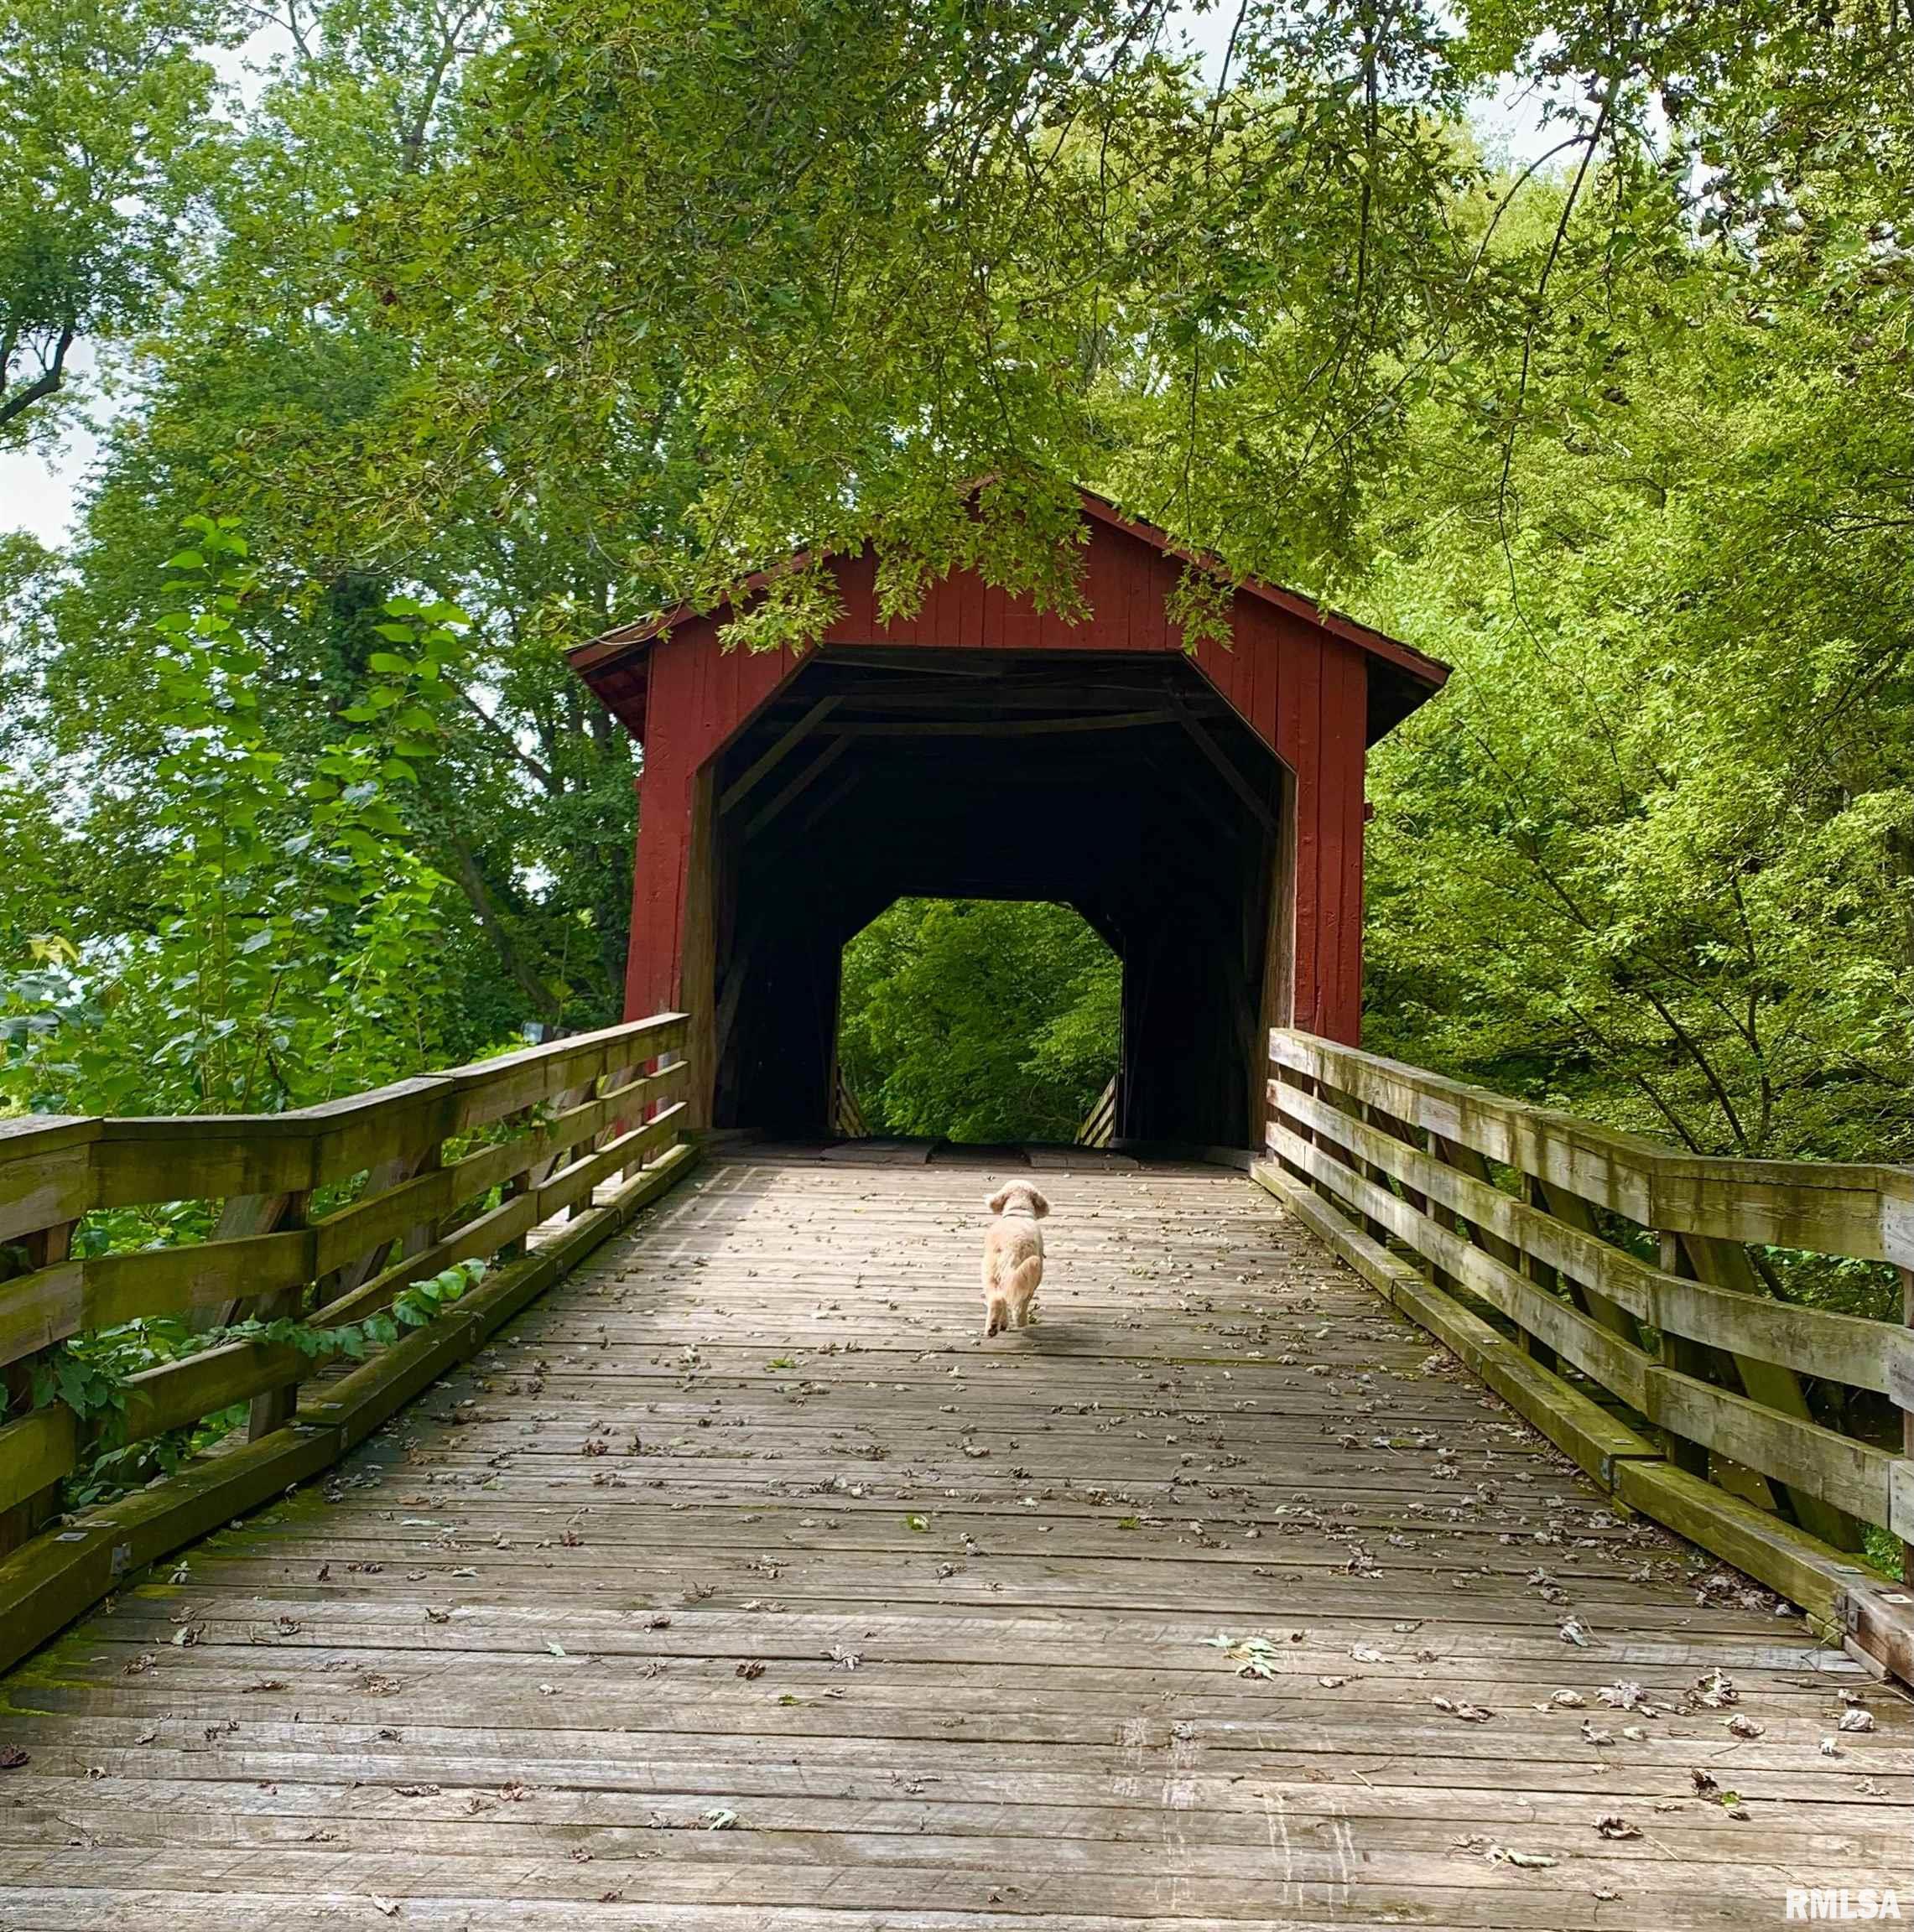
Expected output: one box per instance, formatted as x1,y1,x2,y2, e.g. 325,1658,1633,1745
29,1259,492,1505
0,519,472,1116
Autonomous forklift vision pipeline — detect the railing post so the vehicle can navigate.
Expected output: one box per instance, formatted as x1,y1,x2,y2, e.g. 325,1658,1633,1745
1676,1230,1864,1550
1527,1177,1645,1345
1345,1100,1393,1248
622,1057,657,1181
500,1104,538,1260
1654,1232,1712,1478
247,1190,313,1440
1432,1135,1548,1358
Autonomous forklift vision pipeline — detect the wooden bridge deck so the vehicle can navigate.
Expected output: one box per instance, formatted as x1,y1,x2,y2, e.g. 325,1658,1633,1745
2,1148,1907,1929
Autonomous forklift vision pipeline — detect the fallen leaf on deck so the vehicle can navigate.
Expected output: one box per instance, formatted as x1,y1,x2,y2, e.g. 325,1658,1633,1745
1694,1670,1737,1708
1205,1633,1288,1680
1432,1696,1493,1722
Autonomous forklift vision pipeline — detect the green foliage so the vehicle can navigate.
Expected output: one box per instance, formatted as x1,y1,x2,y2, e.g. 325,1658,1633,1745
0,0,224,441
839,900,1119,1143
1,517,465,1113
2,0,1912,1301
30,1258,489,1505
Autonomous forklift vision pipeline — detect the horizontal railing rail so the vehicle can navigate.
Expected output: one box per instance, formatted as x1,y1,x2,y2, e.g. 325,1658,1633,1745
1258,1027,1914,1681
0,1012,698,1673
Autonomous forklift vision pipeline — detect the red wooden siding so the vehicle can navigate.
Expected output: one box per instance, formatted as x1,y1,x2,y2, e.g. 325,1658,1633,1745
620,517,1374,1045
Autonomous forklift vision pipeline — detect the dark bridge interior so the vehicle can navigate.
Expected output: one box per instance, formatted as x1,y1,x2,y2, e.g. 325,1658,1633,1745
707,650,1290,1146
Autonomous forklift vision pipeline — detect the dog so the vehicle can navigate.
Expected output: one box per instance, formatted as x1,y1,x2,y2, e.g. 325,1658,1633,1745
981,1182,1049,1337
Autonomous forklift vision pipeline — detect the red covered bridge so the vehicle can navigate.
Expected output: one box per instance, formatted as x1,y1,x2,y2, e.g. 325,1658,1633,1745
569,490,1448,1147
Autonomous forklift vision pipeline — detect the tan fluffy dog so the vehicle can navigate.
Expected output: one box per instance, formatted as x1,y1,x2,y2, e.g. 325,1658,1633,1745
981,1182,1049,1337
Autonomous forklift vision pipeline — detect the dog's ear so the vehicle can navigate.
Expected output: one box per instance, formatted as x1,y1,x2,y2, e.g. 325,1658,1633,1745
1027,1187,1051,1219
986,1187,1011,1215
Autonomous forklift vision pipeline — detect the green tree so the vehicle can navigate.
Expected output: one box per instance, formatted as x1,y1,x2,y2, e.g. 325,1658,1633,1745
0,518,468,1114
0,0,225,439
839,899,1119,1143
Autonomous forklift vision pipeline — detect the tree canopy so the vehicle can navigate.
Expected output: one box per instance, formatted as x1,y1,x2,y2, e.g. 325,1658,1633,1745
2,0,1911,1207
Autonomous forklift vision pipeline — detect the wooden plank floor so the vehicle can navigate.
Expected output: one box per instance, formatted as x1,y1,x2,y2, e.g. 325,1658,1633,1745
2,1147,1909,1929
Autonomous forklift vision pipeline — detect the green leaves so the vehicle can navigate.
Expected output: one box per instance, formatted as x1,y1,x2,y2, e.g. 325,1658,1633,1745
391,1259,487,1328
839,898,1118,1142
27,1255,494,1508
0,0,221,447
0,518,473,1117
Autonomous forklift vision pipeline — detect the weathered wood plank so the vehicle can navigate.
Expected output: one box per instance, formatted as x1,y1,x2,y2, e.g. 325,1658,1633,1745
1272,1029,1914,1265
0,1406,76,1514
440,1015,686,1134
0,1119,96,1244
1638,1368,1896,1530
3,1145,1907,1932
117,1337,312,1443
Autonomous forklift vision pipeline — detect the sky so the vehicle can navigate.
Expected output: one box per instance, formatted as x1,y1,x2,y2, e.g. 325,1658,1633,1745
0,12,1559,552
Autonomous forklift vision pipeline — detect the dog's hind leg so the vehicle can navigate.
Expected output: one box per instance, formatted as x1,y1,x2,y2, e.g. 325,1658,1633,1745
1006,1256,1043,1327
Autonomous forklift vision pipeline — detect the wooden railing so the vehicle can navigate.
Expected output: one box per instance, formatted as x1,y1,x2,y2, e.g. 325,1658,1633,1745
0,1012,696,1673
1074,1076,1117,1149
1258,1028,1914,1680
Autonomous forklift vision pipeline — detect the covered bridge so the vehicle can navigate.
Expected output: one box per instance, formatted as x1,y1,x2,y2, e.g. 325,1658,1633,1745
569,491,1448,1146
5,504,1913,1932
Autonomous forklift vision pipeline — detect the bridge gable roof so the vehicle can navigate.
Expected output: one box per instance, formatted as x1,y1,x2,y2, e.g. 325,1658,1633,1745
569,488,1448,750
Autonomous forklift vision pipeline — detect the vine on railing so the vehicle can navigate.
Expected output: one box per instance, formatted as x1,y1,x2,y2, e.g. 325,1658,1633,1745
27,1259,489,1507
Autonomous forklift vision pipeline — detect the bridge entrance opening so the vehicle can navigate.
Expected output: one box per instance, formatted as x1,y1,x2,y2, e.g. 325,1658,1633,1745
698,649,1291,1149
835,896,1121,1145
